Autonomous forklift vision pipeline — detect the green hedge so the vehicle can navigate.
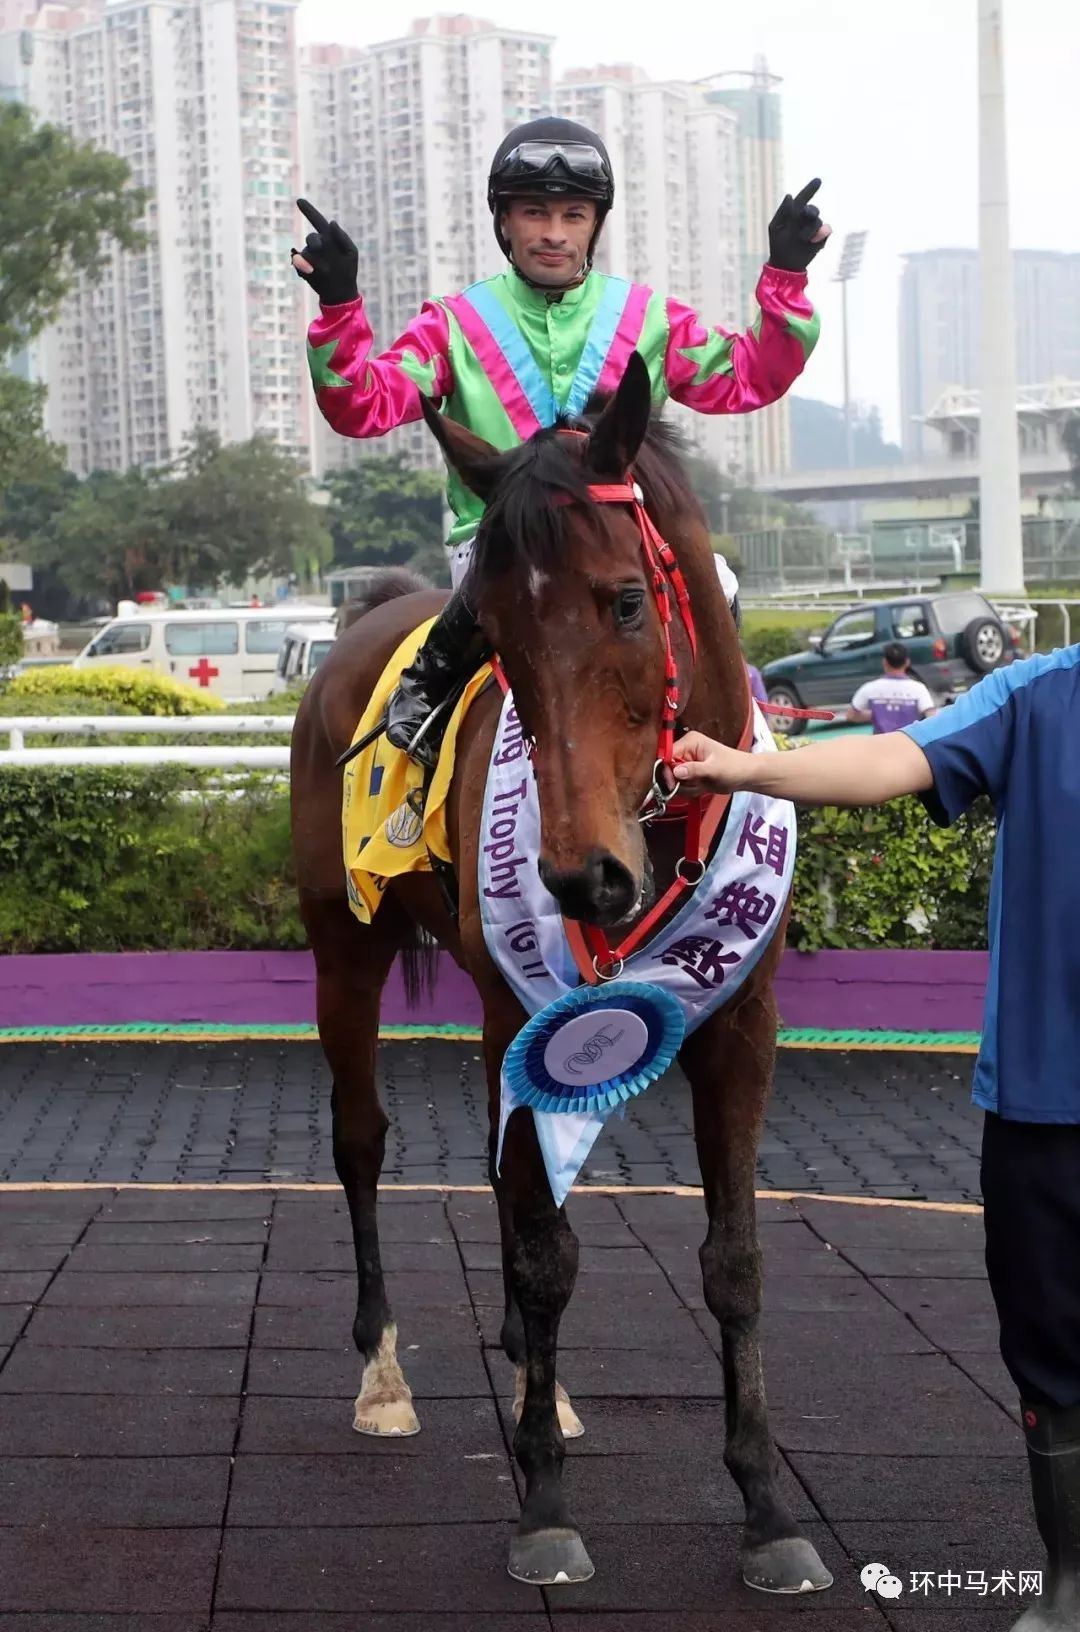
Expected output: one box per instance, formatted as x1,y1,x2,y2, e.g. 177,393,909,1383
789,796,995,951
742,623,816,670
0,768,303,952
0,766,994,955
7,666,222,714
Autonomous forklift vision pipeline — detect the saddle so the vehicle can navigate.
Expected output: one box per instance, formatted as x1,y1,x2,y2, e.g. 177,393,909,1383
341,619,491,926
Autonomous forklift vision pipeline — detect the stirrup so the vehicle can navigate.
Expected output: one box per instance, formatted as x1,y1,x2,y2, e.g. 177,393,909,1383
401,677,473,768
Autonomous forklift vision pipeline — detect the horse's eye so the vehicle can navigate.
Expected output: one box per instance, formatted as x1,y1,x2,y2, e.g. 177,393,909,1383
613,588,646,627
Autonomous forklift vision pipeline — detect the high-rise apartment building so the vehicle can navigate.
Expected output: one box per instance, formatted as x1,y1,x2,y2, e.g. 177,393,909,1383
697,60,789,477
1,0,309,475
900,247,1080,459
5,3,796,489
300,15,553,475
558,65,745,477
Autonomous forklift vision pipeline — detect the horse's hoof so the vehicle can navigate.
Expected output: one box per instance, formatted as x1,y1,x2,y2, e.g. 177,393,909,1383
508,1526,595,1586
513,1370,585,1439
742,1536,833,1595
352,1396,421,1437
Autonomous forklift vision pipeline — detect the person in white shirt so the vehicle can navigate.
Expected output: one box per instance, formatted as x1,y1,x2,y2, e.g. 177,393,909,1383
847,641,937,733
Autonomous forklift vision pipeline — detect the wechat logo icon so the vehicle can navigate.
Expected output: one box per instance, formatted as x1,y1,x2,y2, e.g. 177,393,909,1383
862,1562,904,1599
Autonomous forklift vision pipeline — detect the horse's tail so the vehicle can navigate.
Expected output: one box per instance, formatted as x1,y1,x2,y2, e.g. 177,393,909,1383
399,929,440,1009
336,567,432,633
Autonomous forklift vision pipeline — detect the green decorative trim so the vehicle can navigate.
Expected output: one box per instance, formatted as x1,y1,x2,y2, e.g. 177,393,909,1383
779,1027,980,1052
0,1022,980,1051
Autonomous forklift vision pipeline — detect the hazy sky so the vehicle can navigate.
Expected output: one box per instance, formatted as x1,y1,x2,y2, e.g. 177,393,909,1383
296,0,1079,440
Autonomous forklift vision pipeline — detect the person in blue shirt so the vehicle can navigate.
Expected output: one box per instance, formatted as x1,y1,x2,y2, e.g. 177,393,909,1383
670,645,1080,1632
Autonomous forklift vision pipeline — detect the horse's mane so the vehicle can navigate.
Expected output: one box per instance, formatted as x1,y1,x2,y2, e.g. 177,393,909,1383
469,399,703,581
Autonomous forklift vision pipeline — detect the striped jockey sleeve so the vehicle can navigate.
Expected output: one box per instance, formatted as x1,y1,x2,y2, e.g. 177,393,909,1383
662,265,819,415
306,296,454,439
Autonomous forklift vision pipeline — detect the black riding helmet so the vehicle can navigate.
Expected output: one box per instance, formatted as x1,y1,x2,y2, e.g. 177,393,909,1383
488,116,614,264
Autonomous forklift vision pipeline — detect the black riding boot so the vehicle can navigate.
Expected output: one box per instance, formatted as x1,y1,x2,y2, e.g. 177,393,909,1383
385,588,490,769
1011,1402,1080,1630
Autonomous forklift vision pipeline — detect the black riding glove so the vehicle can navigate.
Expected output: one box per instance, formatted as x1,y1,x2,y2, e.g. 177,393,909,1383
291,198,359,306
768,178,828,273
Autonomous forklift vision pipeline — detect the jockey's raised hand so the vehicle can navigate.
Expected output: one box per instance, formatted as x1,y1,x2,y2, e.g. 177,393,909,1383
768,179,831,272
292,199,359,307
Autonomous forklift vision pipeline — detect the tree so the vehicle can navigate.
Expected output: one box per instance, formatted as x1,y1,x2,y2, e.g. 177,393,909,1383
159,427,332,590
0,102,145,508
0,466,80,616
0,101,145,356
0,373,65,499
27,468,169,605
21,430,333,604
324,454,445,568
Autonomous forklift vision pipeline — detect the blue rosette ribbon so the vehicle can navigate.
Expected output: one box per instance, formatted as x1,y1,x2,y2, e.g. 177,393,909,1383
502,980,686,1116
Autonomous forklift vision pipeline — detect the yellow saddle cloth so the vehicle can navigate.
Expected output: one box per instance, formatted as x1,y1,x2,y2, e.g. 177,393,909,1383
342,618,493,924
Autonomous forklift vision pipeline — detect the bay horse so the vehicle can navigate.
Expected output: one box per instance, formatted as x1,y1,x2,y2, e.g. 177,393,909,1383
290,353,831,1594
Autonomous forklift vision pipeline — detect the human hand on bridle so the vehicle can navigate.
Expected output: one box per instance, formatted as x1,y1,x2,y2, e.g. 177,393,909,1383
767,178,832,272
291,199,359,306
671,731,754,797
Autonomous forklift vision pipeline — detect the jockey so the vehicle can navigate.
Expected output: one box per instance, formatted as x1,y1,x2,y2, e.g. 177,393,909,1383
293,117,830,765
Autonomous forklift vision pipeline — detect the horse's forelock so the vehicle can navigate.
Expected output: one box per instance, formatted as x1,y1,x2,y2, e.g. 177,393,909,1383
470,429,594,579
469,407,698,584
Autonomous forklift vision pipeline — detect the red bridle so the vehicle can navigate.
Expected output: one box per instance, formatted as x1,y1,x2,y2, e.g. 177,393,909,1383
495,443,755,985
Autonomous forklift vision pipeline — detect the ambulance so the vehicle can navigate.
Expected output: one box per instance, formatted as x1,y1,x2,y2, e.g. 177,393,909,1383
72,604,331,702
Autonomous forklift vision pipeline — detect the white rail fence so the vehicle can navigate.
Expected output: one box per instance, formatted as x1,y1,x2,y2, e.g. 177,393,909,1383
0,715,295,768
3,595,1078,765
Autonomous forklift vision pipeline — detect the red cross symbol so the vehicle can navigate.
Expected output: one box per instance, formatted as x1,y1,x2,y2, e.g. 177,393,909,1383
188,657,220,688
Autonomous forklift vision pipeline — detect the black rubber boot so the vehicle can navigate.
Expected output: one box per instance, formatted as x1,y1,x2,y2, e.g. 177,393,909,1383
1011,1402,1080,1630
385,588,490,769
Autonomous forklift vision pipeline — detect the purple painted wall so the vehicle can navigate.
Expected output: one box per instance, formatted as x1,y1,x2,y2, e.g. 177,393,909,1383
0,949,988,1034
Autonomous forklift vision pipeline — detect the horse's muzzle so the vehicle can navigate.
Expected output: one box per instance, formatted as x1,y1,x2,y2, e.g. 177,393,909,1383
538,848,640,928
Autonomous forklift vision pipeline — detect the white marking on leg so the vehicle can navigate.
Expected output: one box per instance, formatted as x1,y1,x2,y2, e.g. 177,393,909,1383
353,1322,420,1437
513,1362,585,1439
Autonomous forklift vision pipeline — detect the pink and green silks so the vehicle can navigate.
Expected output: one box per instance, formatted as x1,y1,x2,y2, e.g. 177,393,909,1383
306,265,819,545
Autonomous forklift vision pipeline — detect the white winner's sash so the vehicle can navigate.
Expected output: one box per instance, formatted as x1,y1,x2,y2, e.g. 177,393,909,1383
480,694,796,1205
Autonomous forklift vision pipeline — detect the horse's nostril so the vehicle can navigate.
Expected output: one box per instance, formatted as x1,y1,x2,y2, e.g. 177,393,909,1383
596,853,635,911
538,850,637,926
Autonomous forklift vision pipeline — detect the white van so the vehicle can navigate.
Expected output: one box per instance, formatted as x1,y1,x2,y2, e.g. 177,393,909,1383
271,621,337,695
72,605,330,701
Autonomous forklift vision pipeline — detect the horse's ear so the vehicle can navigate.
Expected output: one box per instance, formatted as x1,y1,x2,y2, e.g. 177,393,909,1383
419,396,502,500
586,351,652,477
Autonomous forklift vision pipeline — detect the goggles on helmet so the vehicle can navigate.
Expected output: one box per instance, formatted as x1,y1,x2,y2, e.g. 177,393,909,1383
489,141,612,205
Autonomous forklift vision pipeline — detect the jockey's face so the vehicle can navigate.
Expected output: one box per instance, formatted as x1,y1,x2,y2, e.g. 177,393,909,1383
501,196,598,286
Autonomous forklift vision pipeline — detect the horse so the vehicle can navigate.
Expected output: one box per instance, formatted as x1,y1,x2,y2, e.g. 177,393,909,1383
290,352,832,1594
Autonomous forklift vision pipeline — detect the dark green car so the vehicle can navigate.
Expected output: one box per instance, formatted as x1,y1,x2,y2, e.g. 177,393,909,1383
762,591,1019,735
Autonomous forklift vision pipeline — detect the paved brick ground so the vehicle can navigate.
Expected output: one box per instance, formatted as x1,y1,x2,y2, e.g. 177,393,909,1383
0,1040,983,1200
0,1185,1037,1630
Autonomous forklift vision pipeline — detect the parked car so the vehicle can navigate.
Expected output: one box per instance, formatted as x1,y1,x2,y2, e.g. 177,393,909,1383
762,592,1020,735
